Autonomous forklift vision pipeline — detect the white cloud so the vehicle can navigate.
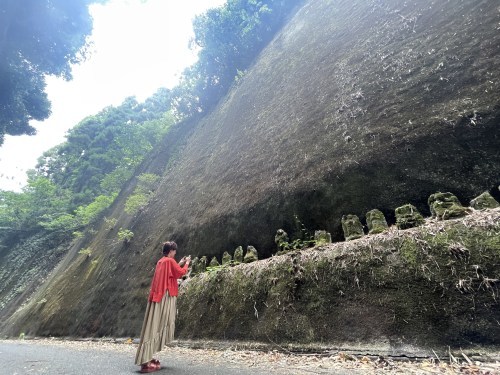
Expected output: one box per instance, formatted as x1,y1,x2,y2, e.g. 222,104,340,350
0,0,225,191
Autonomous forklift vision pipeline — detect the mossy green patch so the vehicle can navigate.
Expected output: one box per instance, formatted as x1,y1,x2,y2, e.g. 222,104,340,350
233,246,243,263
341,214,364,241
428,192,469,220
470,192,499,210
395,204,425,229
222,251,232,265
399,239,419,268
313,230,331,245
366,209,389,234
209,256,220,267
243,246,258,263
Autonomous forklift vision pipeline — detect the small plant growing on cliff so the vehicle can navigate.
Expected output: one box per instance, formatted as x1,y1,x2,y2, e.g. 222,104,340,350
103,217,117,230
275,218,316,255
78,248,92,258
117,228,134,243
292,238,316,249
124,193,150,215
206,265,224,275
125,173,160,215
290,215,316,249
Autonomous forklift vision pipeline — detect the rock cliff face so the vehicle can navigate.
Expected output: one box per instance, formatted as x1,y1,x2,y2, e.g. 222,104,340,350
1,0,499,340
142,0,500,257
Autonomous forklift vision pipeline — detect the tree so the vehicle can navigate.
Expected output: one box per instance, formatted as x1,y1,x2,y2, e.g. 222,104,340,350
35,89,174,207
173,0,303,118
0,0,105,145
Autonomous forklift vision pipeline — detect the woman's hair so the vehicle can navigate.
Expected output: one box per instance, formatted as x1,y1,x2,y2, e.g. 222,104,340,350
162,241,178,255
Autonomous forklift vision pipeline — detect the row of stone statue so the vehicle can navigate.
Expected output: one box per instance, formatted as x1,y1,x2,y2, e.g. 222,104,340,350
188,191,498,275
189,245,258,275
341,191,499,241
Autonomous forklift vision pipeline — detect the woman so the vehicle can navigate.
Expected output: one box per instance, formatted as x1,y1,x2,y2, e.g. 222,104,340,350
135,241,190,373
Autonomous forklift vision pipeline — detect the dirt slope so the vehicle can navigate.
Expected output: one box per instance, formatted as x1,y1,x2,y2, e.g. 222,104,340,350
1,0,499,340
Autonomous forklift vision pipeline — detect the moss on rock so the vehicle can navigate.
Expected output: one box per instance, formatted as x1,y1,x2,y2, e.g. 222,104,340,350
428,192,469,220
243,246,258,263
190,257,200,274
314,230,331,245
274,229,290,252
366,209,388,234
470,192,499,210
233,246,244,263
209,256,220,267
199,256,207,273
341,214,364,241
395,204,425,229
222,251,232,265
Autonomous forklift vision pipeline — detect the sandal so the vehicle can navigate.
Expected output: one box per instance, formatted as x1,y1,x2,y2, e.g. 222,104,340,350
151,359,161,369
140,362,159,373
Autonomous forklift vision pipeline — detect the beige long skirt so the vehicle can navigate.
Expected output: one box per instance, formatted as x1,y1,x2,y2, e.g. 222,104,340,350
135,292,177,365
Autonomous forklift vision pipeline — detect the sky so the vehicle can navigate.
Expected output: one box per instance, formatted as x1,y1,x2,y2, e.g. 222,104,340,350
0,0,225,191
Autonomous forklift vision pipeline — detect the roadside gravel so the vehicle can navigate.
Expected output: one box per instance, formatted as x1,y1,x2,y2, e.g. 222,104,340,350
1,338,499,374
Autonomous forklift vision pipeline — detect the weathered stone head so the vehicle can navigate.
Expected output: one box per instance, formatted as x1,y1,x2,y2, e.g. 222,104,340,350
222,251,232,265
470,191,499,210
341,214,364,241
395,204,425,229
244,245,258,263
314,230,332,245
233,246,244,263
366,209,388,234
209,256,220,267
199,256,208,273
428,192,469,220
190,256,200,275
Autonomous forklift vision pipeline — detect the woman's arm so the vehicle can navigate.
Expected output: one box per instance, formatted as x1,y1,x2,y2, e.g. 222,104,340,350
171,257,190,278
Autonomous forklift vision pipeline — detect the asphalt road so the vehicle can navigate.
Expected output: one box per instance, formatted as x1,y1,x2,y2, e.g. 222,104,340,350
0,341,275,375
2,339,497,374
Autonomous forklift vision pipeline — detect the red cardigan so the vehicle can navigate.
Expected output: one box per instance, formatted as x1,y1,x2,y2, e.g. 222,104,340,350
148,257,188,302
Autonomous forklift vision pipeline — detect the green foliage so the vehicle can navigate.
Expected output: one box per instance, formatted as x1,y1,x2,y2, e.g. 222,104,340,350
136,173,160,191
173,0,303,118
78,248,92,257
74,193,117,227
205,265,224,275
289,239,316,250
99,167,134,195
117,228,134,243
1,90,170,238
274,216,316,254
38,192,116,233
0,190,28,230
0,175,72,231
103,217,117,230
124,193,150,215
39,214,76,232
0,0,104,144
124,173,160,215
35,91,174,207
